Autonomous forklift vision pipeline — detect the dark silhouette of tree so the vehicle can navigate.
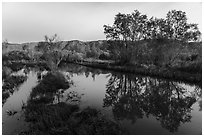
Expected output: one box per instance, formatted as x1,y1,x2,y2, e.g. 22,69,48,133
104,11,149,63
104,13,131,41
166,10,201,42
104,10,149,42
184,23,201,42
146,17,168,39
129,10,148,41
104,9,201,43
166,10,188,40
104,13,131,63
103,9,201,67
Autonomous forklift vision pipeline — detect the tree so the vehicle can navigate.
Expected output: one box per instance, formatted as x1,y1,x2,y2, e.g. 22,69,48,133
165,10,201,42
104,13,131,63
36,34,66,71
3,39,8,45
184,23,201,42
146,17,169,39
104,13,131,42
129,10,148,41
166,10,188,40
2,39,9,51
104,9,201,66
104,10,148,42
22,44,29,51
104,10,149,64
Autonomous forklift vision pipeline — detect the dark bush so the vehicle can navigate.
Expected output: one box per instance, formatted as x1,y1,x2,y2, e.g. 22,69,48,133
99,52,111,60
2,51,31,61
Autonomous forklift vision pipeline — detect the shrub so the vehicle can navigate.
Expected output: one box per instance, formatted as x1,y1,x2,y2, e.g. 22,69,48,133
99,52,111,60
2,51,30,61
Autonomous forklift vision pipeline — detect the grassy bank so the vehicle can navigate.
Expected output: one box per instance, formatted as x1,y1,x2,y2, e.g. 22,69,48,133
2,50,201,85
74,59,201,85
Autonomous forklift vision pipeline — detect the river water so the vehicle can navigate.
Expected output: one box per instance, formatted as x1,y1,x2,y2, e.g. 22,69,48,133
2,63,202,135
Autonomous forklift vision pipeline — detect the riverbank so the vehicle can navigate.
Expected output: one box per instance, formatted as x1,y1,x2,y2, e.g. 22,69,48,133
71,59,201,85
3,59,201,86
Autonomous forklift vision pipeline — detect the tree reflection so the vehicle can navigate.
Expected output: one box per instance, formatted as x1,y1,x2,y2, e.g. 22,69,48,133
103,73,201,132
2,66,28,105
23,71,125,135
59,63,109,80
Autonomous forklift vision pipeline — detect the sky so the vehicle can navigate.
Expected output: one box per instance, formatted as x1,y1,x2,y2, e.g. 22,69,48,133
2,2,202,43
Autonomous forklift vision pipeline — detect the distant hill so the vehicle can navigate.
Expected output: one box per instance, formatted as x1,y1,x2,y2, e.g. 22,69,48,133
2,40,109,54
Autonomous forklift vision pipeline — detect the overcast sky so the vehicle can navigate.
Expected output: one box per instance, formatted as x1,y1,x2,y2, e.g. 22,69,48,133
2,2,202,43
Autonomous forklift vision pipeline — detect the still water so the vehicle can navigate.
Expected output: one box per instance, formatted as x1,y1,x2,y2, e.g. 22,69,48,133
2,63,202,135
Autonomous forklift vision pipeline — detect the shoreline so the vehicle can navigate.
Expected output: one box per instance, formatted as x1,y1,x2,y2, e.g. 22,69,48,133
3,59,202,86
71,59,201,86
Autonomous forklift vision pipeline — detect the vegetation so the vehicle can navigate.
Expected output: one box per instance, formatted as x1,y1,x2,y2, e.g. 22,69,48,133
22,71,125,135
35,34,67,71
2,9,202,135
103,10,201,66
102,9,202,81
2,50,31,61
104,10,201,42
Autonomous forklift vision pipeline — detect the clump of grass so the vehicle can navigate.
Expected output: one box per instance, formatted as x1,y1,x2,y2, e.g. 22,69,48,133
30,72,70,100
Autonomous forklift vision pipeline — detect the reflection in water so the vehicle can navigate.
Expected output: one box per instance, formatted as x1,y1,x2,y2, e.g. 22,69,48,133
28,72,70,104
2,68,28,105
103,73,201,133
2,63,202,135
2,70,38,135
60,63,109,80
23,71,124,135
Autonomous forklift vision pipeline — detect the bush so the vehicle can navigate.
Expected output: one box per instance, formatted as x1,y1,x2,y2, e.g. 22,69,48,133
24,103,125,135
99,52,111,60
31,72,70,98
2,51,30,61
176,61,202,73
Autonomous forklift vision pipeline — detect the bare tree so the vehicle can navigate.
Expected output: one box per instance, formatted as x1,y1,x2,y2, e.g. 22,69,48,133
37,34,66,71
